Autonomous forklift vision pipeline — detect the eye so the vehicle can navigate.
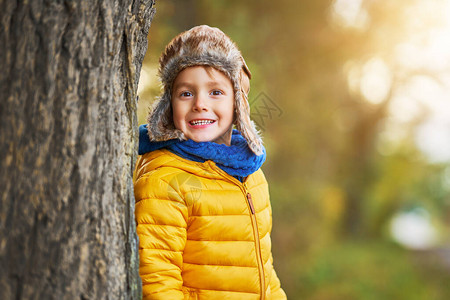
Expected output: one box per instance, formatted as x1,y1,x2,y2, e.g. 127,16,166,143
180,91,193,97
210,90,223,96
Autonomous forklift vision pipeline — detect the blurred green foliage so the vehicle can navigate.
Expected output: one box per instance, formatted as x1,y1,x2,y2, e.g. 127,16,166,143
137,0,450,298
294,241,450,299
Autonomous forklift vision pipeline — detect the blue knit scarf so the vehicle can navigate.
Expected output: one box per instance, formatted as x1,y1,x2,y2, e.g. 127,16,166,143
138,124,266,179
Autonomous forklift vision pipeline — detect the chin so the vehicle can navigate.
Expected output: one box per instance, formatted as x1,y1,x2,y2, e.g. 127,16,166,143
189,135,212,143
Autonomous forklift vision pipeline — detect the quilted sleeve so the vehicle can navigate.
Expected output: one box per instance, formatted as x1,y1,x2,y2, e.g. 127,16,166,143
134,173,188,300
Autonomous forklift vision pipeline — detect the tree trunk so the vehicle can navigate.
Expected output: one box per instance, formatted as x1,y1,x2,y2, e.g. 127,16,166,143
0,1,155,299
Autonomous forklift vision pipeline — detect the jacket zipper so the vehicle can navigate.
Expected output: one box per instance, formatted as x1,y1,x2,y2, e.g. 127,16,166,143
247,193,255,214
246,192,266,300
207,162,266,299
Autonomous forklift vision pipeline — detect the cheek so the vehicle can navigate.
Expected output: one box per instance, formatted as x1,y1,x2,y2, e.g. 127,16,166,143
227,108,235,122
222,102,235,122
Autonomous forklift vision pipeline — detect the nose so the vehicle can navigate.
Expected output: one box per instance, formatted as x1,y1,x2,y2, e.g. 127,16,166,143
192,94,208,112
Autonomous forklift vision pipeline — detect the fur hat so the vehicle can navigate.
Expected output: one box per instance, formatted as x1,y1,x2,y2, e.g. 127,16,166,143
147,25,263,155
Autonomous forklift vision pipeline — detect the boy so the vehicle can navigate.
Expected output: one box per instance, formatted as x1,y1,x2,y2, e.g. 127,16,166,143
134,25,286,300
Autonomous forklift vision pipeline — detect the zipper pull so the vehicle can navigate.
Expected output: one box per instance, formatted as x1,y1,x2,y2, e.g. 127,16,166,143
247,193,255,214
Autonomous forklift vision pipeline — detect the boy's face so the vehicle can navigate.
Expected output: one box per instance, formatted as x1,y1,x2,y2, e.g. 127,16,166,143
171,66,234,146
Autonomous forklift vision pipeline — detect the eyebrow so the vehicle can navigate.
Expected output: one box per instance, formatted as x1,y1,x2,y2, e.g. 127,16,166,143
172,82,194,91
173,80,231,91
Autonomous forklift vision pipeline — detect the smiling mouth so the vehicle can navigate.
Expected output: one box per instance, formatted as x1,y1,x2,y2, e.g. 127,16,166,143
189,119,215,126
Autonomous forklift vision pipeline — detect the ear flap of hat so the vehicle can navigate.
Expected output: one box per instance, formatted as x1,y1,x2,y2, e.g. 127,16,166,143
241,57,252,81
235,68,263,155
147,90,185,141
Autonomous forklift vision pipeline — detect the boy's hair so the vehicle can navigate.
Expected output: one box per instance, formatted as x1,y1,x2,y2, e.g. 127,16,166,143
147,25,263,155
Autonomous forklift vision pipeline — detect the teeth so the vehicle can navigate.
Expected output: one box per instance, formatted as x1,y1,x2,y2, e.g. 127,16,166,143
191,120,214,126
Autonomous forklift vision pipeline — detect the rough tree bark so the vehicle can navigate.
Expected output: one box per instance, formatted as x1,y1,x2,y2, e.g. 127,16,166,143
0,1,155,299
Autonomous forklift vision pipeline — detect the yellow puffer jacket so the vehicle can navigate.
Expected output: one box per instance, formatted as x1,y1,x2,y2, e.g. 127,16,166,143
134,149,287,300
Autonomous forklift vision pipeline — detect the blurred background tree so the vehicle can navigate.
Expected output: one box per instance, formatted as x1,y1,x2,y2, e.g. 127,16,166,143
137,0,450,298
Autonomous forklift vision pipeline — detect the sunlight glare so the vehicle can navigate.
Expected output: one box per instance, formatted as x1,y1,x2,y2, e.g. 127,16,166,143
390,208,439,250
331,0,369,30
360,58,392,104
390,76,450,163
416,118,450,163
382,0,450,162
425,28,450,71
389,93,424,124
